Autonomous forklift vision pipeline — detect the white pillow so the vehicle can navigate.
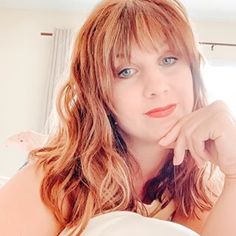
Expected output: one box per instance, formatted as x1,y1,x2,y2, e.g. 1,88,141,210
82,211,199,236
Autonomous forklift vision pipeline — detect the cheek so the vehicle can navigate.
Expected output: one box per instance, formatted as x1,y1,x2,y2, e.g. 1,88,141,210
179,71,194,111
113,95,138,118
112,92,130,122
112,84,140,113
171,66,194,110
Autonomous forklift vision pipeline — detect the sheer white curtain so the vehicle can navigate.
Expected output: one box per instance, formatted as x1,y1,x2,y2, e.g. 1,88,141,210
43,28,74,134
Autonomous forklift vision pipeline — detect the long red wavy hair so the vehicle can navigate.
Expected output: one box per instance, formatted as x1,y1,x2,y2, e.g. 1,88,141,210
30,0,219,235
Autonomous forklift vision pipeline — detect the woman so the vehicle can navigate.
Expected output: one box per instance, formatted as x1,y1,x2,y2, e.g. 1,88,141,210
0,0,235,235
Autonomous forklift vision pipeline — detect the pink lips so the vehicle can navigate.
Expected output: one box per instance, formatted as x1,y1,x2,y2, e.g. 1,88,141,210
145,104,177,118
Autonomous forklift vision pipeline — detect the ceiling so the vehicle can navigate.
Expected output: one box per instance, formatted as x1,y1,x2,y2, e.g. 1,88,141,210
0,0,236,22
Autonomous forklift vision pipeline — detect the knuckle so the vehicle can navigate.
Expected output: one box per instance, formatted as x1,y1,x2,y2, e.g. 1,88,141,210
210,100,228,111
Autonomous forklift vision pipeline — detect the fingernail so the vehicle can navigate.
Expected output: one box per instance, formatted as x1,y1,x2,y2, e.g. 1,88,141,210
173,156,178,166
173,155,184,166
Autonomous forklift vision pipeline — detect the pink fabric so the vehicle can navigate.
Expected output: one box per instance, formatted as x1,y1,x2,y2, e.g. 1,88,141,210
4,131,47,152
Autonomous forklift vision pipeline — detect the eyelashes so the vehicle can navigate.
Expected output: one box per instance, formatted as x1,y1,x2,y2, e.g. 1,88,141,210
118,68,137,79
116,56,179,79
159,56,178,66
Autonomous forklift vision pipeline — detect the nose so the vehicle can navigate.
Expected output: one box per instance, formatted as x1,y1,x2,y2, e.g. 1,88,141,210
142,71,169,98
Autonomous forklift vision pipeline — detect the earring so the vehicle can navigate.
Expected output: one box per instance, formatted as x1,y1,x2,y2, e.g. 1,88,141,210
114,121,118,125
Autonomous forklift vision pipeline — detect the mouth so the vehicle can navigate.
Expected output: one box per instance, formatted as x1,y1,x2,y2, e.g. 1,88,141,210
144,104,177,118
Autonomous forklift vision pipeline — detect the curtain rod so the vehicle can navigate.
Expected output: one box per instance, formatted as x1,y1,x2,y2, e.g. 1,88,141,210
41,32,53,36
199,42,236,47
40,32,236,48
199,41,236,48
199,42,236,51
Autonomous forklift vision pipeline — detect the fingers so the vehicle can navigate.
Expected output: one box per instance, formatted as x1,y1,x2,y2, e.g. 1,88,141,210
159,123,182,147
159,101,236,175
187,136,207,168
158,113,196,147
159,118,211,167
159,142,176,149
192,138,212,162
173,135,186,165
171,131,208,167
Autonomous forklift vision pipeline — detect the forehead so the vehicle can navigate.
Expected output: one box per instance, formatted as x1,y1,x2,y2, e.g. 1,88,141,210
103,5,192,75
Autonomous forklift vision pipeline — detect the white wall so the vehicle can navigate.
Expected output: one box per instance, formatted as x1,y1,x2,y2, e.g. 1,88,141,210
0,8,88,177
0,8,236,177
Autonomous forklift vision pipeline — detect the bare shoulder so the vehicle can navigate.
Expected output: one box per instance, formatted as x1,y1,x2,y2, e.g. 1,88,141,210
0,161,62,236
172,208,210,234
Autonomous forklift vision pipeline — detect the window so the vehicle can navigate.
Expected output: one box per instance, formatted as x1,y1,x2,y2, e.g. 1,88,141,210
203,63,236,115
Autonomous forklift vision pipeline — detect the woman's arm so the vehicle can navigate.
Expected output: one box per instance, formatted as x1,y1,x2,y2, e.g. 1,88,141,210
0,162,61,236
172,206,210,234
159,101,236,236
201,178,236,236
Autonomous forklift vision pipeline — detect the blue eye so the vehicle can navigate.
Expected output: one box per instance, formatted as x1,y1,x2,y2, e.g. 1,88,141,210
160,57,178,66
118,68,136,78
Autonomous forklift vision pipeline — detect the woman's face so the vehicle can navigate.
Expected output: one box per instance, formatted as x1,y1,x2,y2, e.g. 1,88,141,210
111,43,194,145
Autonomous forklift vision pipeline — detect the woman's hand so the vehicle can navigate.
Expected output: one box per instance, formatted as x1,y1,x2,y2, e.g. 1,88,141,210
159,100,236,178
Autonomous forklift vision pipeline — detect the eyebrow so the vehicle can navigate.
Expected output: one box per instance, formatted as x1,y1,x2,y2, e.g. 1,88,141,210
113,44,180,69
115,48,176,61
115,53,126,59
